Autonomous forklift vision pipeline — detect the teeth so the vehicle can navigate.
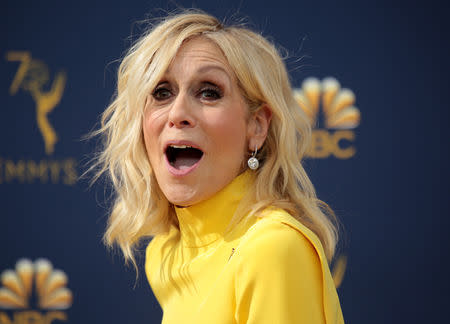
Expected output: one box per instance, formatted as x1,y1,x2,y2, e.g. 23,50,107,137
169,145,192,149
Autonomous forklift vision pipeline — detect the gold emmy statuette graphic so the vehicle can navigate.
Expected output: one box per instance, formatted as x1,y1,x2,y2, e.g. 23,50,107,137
293,77,361,159
6,51,67,155
1,51,77,185
0,258,72,311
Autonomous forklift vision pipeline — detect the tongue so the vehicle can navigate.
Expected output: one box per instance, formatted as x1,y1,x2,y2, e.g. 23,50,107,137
173,151,201,170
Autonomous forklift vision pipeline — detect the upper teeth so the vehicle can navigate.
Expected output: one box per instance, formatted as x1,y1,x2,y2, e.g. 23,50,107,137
169,145,192,149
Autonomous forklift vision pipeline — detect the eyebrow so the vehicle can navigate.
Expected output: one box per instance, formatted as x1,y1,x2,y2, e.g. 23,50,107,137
196,64,232,82
161,63,233,87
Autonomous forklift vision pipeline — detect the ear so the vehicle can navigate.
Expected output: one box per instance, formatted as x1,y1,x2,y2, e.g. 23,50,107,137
247,104,272,151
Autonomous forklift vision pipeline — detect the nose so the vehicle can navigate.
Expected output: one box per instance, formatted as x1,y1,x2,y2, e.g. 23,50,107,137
167,92,196,128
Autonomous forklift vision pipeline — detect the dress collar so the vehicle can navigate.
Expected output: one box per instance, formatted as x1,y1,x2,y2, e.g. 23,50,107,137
175,171,253,248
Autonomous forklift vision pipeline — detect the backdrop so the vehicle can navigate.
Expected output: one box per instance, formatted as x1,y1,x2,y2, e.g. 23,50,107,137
1,0,449,323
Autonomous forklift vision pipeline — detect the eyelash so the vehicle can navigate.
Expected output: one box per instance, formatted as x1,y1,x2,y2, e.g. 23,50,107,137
152,87,172,101
197,86,223,100
151,84,223,101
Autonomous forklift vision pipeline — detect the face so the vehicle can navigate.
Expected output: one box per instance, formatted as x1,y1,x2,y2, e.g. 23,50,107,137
143,37,254,206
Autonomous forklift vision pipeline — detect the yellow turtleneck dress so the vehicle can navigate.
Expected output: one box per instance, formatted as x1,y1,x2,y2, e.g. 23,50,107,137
145,172,344,323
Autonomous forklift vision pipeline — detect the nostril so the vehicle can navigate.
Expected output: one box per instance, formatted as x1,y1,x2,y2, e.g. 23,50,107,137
168,119,191,128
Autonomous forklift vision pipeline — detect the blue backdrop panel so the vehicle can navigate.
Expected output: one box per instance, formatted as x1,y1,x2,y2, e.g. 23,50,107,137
1,0,449,323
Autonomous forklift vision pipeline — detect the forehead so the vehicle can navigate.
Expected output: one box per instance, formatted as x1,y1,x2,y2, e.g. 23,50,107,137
166,37,233,76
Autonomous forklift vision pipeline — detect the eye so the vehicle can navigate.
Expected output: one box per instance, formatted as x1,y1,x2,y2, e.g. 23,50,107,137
152,86,172,101
198,85,223,100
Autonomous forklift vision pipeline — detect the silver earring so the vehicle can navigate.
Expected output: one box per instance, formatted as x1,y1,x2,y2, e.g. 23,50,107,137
247,146,259,170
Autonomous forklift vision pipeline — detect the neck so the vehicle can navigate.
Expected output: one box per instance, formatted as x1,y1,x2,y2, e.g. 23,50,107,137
175,171,253,248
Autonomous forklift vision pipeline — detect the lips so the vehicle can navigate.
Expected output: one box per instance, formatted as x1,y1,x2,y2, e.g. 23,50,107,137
164,142,204,174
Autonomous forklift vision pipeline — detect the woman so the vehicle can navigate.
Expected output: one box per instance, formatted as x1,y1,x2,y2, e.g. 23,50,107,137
94,10,344,324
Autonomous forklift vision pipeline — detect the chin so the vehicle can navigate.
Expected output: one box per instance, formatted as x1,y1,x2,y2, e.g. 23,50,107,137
163,186,199,207
168,197,197,208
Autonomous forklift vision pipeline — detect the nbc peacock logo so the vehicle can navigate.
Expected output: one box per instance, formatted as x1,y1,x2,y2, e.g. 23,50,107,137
293,77,361,159
0,258,72,324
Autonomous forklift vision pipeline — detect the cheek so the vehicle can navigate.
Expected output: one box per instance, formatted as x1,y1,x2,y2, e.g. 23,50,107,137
143,111,165,161
207,112,248,156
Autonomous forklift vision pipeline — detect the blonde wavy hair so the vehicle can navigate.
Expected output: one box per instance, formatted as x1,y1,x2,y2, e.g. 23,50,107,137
93,9,338,269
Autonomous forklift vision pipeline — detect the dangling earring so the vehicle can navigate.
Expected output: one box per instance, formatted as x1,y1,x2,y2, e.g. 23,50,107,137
247,146,259,170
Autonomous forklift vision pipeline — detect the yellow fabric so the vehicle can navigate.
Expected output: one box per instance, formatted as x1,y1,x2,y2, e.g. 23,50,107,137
146,171,344,323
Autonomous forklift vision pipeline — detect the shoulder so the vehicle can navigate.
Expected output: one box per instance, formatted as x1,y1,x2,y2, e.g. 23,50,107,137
145,225,180,267
231,208,342,323
235,208,327,267
145,224,180,304
231,208,328,295
231,208,345,323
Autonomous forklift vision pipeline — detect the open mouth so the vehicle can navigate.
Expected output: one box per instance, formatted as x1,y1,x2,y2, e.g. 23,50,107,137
165,145,204,170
